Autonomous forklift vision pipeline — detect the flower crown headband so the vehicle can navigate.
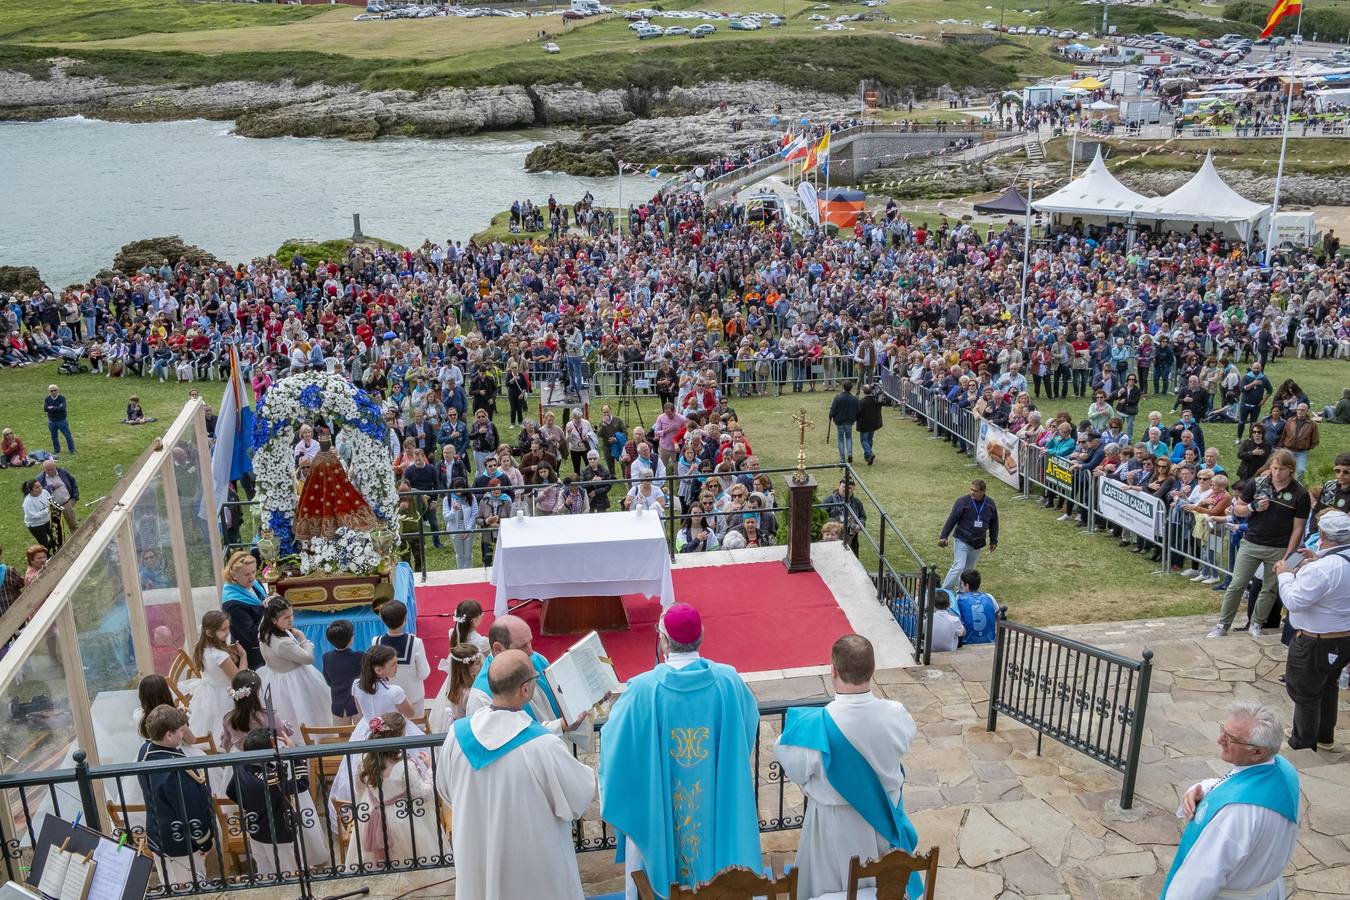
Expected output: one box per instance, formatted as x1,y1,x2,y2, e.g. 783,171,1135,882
228,686,252,701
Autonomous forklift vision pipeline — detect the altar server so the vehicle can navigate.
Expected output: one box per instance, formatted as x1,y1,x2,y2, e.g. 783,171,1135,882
1162,701,1300,900
774,634,922,900
435,650,596,900
600,603,761,900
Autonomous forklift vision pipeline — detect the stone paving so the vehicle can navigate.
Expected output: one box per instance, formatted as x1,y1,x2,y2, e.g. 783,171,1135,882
202,615,1350,900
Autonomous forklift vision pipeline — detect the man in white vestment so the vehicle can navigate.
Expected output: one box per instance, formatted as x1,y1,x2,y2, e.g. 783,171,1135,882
465,614,591,743
1162,701,1300,900
435,650,597,900
774,635,920,900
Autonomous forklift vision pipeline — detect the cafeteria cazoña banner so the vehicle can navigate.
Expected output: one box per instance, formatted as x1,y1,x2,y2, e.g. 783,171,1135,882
1096,478,1165,540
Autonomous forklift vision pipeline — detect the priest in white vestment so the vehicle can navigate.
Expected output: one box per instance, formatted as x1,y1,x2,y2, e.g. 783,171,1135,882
464,614,594,748
774,635,920,900
1163,701,1300,900
436,649,597,900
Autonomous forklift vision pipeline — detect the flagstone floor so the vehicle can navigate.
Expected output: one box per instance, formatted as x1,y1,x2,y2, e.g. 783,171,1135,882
201,615,1350,900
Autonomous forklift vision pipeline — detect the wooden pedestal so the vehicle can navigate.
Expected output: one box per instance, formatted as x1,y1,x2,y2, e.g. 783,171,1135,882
540,595,630,635
783,474,817,573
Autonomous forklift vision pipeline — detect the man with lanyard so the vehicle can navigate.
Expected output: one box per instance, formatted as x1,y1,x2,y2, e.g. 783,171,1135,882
465,614,592,745
1210,449,1310,639
1235,360,1272,444
937,479,998,591
774,635,924,900
1162,702,1299,900
435,650,596,900
1275,511,1350,751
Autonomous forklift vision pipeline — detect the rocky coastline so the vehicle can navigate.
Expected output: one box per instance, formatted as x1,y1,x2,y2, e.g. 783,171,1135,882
0,60,849,153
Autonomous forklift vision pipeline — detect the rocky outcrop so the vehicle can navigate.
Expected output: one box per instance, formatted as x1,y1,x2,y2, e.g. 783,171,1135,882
525,84,847,174
0,59,844,141
0,266,44,294
113,237,222,276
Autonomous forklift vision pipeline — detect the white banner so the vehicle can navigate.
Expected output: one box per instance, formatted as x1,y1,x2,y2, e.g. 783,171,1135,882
1096,478,1165,540
975,419,1021,490
797,181,821,226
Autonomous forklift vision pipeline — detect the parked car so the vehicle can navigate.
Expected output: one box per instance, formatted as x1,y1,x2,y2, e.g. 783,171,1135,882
636,24,662,38
664,25,688,35
690,23,716,36
544,42,561,53
729,17,760,29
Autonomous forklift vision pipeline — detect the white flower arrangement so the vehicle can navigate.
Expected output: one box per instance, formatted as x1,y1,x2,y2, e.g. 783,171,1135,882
252,371,398,572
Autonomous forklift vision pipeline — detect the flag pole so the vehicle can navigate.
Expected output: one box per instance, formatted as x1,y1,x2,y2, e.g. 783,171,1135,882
1262,5,1302,266
823,132,831,233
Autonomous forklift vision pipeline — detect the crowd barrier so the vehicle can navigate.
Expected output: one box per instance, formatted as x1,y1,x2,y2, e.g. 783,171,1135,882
222,464,936,664
0,699,828,897
523,357,869,405
987,619,1153,810
883,377,1241,586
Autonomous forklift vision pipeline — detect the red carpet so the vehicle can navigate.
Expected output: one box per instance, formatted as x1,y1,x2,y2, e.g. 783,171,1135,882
416,561,850,692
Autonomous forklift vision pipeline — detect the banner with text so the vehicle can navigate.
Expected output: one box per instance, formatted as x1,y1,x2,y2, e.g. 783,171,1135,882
975,420,1021,490
1044,455,1075,493
1096,478,1164,540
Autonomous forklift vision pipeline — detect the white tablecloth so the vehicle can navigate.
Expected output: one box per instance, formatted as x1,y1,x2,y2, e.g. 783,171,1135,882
490,510,676,615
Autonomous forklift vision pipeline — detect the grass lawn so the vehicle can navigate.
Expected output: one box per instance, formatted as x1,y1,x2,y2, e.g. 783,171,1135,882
3,354,1344,628
0,0,325,44
10,0,1126,96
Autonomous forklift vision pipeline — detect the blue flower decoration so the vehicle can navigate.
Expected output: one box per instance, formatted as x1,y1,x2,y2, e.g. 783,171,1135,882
267,510,298,556
299,384,324,411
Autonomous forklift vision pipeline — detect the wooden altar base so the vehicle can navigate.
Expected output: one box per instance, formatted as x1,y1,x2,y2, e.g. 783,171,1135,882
539,595,630,635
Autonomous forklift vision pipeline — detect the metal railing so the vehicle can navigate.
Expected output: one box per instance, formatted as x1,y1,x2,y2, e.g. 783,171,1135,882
882,375,1243,589
987,619,1153,810
0,699,828,896
223,460,934,661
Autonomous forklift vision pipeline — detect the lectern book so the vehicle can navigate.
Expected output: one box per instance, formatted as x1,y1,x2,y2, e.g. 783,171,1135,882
543,631,620,723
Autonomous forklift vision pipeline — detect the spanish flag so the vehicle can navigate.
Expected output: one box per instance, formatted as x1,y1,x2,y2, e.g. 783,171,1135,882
1260,0,1301,38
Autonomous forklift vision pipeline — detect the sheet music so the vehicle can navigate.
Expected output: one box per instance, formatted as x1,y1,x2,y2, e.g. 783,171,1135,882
36,846,70,899
544,632,619,723
59,855,93,900
88,841,135,900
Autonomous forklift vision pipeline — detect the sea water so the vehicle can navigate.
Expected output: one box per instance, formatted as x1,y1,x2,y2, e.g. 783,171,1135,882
0,117,626,288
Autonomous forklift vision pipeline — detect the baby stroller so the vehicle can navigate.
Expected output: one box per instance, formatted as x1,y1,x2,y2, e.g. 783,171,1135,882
56,344,88,376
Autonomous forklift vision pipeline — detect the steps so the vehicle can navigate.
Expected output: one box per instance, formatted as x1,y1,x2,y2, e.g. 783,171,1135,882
1023,135,1045,163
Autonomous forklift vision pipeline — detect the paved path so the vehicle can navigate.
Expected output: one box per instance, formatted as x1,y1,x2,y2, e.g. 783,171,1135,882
199,615,1349,899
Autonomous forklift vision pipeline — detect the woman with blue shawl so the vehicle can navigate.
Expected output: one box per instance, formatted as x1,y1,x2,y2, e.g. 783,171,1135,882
222,550,267,670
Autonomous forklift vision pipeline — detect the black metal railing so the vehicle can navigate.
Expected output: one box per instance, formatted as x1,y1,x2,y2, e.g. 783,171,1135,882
986,619,1153,809
0,698,828,896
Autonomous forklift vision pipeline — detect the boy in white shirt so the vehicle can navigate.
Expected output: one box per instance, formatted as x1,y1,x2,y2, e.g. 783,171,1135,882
930,591,966,653
371,599,431,714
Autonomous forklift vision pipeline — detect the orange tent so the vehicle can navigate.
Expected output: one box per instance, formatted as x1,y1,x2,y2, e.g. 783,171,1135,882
819,188,865,230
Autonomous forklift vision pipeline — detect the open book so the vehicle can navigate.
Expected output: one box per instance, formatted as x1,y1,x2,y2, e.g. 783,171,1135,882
37,842,95,900
543,631,620,724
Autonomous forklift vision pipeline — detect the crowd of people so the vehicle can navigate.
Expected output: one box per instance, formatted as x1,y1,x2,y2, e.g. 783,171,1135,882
0,170,1346,898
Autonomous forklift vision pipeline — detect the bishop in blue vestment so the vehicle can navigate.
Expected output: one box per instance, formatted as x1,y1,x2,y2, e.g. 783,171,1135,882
600,603,762,900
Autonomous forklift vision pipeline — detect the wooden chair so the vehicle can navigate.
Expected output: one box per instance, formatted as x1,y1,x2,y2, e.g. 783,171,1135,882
300,722,357,805
846,846,940,900
213,799,249,876
168,650,200,706
105,801,147,842
632,865,797,900
332,798,355,863
189,732,219,755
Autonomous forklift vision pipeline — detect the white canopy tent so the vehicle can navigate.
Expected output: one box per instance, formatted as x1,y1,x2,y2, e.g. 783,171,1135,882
1033,147,1152,221
1139,152,1270,241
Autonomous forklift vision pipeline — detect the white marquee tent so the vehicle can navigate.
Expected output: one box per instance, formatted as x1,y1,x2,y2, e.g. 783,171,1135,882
1140,152,1270,241
1033,147,1152,220
1033,147,1272,241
